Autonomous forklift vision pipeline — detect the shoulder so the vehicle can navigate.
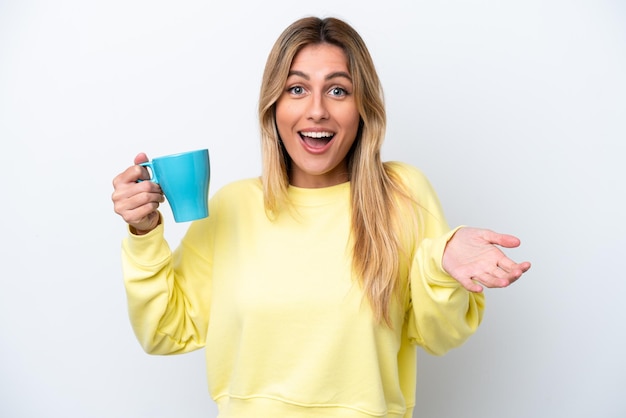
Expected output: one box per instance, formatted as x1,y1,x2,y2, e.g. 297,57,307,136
384,161,434,194
213,177,262,199
209,177,263,209
187,178,263,236
383,162,450,237
383,161,446,215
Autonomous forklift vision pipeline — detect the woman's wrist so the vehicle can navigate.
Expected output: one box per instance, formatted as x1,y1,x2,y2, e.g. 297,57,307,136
129,212,161,236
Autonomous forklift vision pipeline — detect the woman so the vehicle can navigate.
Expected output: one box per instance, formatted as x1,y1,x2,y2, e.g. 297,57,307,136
112,16,530,418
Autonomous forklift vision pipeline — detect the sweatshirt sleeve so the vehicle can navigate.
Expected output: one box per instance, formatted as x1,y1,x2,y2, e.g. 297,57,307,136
394,163,485,355
121,211,214,355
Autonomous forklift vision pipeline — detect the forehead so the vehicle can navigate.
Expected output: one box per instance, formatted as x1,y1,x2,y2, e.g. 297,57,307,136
290,43,349,72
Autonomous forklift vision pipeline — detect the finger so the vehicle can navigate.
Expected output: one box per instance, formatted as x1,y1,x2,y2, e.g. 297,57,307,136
457,276,484,293
115,194,163,226
496,257,532,277
134,153,149,165
113,164,148,187
495,257,520,273
483,230,522,249
119,200,158,219
112,175,162,204
484,261,531,288
489,268,521,287
113,182,164,215
130,161,152,182
119,187,164,210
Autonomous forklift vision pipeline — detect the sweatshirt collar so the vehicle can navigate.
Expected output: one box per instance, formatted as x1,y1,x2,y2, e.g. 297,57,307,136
287,181,350,206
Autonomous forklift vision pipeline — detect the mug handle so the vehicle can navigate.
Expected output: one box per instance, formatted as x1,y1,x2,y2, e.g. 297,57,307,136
138,161,158,184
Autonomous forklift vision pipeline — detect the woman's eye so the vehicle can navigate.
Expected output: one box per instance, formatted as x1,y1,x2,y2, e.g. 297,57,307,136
288,86,305,95
329,87,348,97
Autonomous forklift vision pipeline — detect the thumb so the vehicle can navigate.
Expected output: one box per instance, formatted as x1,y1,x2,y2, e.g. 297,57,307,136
133,153,149,165
484,230,522,249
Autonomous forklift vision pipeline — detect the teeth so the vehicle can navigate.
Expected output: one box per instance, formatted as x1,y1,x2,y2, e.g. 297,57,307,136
300,131,334,138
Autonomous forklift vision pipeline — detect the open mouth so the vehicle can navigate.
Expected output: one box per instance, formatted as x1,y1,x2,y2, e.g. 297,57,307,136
299,131,335,149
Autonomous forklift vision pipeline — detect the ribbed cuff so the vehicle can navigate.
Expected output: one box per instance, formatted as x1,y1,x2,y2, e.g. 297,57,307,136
122,221,170,266
423,225,465,287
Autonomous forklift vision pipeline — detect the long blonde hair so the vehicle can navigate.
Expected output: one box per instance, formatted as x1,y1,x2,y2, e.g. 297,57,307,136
259,17,411,325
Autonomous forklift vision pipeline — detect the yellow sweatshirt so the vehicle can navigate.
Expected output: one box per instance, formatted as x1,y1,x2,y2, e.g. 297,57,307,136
121,162,484,418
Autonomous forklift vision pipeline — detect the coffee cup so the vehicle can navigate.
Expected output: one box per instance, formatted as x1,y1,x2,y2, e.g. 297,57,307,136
140,149,210,222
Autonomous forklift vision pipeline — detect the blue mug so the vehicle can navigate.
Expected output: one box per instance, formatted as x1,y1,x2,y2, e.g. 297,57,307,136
140,149,210,222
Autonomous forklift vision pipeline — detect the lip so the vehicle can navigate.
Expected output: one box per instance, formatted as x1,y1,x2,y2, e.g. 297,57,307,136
298,129,335,154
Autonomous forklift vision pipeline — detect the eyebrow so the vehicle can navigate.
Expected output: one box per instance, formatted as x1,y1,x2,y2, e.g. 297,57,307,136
288,70,352,82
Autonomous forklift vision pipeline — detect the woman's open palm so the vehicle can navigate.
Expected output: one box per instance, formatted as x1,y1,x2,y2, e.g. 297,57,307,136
442,227,531,293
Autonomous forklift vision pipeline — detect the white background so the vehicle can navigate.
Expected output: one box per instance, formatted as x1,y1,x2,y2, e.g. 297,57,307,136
1,1,624,417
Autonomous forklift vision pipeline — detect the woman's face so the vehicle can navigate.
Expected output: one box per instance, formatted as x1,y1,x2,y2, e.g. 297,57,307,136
275,43,360,188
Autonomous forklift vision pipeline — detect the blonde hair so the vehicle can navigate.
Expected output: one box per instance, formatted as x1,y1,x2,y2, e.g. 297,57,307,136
258,17,412,325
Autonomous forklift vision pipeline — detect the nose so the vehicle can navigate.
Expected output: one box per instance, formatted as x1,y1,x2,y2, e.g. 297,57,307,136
307,92,329,121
